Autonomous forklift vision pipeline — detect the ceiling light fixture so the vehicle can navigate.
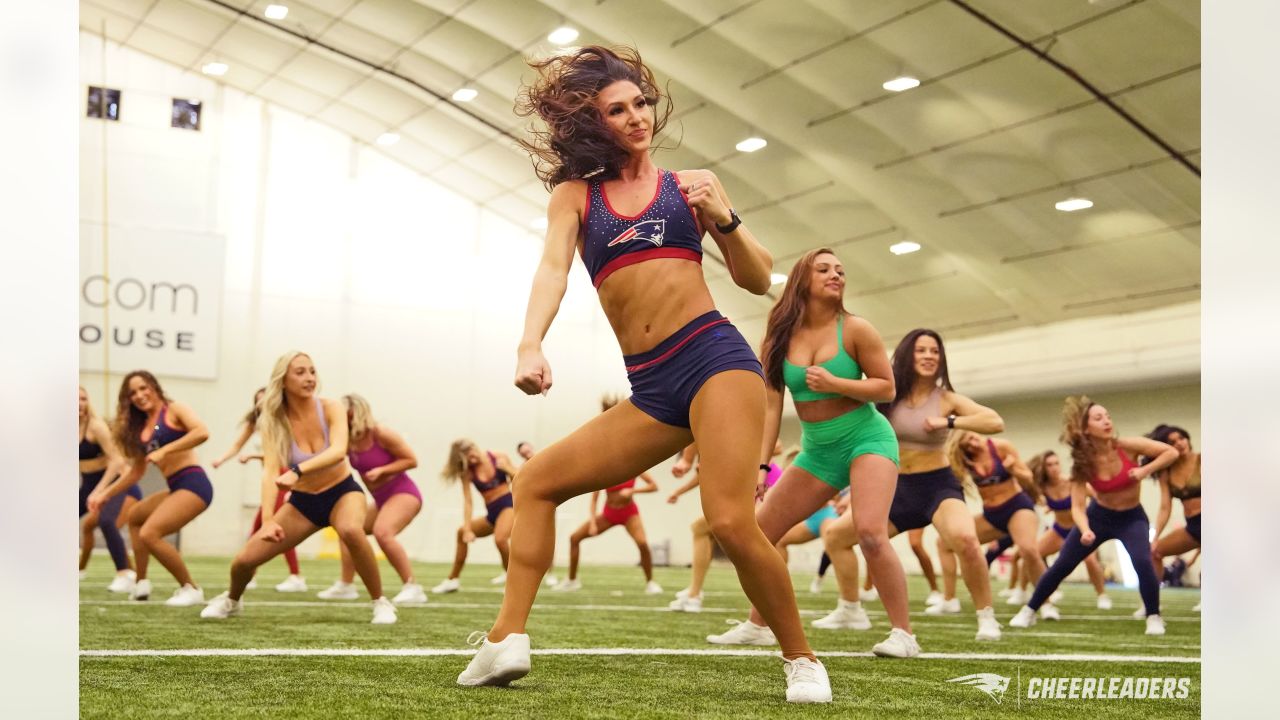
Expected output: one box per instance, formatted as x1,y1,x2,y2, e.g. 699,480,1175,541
1054,197,1094,212
376,132,400,146
452,88,478,102
889,241,922,255
735,137,767,153
201,62,228,77
882,76,921,92
264,4,289,20
770,273,788,285
547,27,579,45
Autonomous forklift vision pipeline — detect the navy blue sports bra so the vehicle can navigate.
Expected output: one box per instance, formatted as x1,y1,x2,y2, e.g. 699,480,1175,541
966,440,1011,487
79,436,102,461
580,170,704,289
1044,492,1072,511
143,406,187,453
471,452,509,493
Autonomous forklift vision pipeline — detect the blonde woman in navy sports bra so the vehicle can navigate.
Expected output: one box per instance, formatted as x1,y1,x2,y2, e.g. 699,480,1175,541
1030,451,1111,609
434,439,518,594
457,46,830,703
200,352,396,625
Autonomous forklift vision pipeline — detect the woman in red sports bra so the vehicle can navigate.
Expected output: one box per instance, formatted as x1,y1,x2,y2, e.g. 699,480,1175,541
1010,396,1178,635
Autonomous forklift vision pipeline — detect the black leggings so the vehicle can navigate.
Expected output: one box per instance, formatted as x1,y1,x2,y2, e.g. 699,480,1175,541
1028,501,1159,615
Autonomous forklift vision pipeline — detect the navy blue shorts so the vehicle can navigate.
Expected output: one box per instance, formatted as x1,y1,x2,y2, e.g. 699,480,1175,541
485,492,514,526
80,470,104,517
1053,522,1071,539
167,466,214,506
623,310,763,429
889,466,966,532
288,476,364,528
1185,513,1201,543
982,491,1037,535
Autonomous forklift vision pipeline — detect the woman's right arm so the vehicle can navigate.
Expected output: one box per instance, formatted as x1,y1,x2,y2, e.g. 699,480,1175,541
258,443,286,541
515,182,582,396
460,482,476,543
1071,482,1094,544
213,423,254,469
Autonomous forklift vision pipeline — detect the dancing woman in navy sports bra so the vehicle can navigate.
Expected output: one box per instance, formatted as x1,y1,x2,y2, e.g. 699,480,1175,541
458,46,829,702
1009,397,1178,635
201,352,395,625
1029,451,1110,608
87,371,212,607
1147,425,1202,581
434,439,518,594
78,386,140,593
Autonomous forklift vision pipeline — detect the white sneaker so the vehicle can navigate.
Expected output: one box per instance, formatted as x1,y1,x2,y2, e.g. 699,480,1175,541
130,578,152,601
165,584,205,607
1132,606,1147,619
1192,601,1201,613
872,627,921,658
1005,588,1025,605
200,595,242,619
432,577,461,594
925,597,961,615
490,572,508,586
1049,589,1064,604
544,575,559,588
1039,604,1061,621
862,587,879,603
371,596,398,625
676,587,691,600
707,619,777,646
975,607,1002,641
275,574,308,593
245,578,258,590
392,583,428,605
457,633,531,687
668,595,703,613
1145,614,1166,636
924,590,944,607
317,581,359,600
80,569,88,581
107,570,137,594
1008,605,1036,629
809,576,824,594
644,580,663,595
783,657,832,703
997,587,1013,598
1097,594,1113,610
812,600,871,630
551,578,581,592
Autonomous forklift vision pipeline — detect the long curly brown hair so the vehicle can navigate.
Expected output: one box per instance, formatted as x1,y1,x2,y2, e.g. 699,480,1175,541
759,248,848,392
515,45,673,189
113,370,171,460
1060,395,1109,484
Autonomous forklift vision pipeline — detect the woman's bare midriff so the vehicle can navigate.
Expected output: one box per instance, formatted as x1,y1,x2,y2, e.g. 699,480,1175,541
293,461,355,495
978,480,1022,508
154,449,201,478
480,485,511,505
604,490,632,508
1092,483,1142,512
899,448,949,475
795,396,866,424
597,259,715,355
80,457,108,475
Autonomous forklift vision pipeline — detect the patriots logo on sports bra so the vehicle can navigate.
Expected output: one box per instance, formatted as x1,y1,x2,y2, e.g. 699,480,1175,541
608,218,666,248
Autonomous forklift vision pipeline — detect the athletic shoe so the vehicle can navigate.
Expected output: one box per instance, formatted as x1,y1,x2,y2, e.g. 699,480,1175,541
668,595,702,613
811,600,871,630
392,583,428,605
1145,614,1166,636
317,581,358,600
1005,588,1025,605
551,578,581,592
107,570,137,594
1049,589,1064,604
644,580,664,595
164,584,205,607
544,575,559,588
675,587,691,600
245,578,258,590
275,574,308,593
371,597,398,625
1097,594,1113,610
1008,605,1036,628
1039,604,1061,621
130,578,152,601
200,595,241,619
1132,606,1147,619
924,590,944,607
862,587,879,603
707,619,777,646
1192,601,1201,613
997,587,1013,598
490,572,507,586
783,657,832,703
432,578,461,594
975,607,1002,641
79,570,88,581
872,627,921,658
457,632,531,687
809,576,824,594
925,597,961,615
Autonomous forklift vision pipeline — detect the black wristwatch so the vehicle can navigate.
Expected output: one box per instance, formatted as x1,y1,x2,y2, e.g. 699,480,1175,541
290,463,304,478
716,209,742,234
946,414,957,429
759,463,771,472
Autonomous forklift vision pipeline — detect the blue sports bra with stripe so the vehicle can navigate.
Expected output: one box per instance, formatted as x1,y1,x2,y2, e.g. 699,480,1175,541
580,170,704,289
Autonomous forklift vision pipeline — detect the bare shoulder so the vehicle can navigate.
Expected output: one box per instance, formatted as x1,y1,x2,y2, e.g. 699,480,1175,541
549,179,588,207
843,314,880,340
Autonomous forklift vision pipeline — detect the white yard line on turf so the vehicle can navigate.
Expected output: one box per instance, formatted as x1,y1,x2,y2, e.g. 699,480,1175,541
78,647,1199,663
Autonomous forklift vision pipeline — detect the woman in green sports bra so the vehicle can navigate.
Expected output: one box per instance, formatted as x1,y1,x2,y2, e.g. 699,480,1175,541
704,247,919,658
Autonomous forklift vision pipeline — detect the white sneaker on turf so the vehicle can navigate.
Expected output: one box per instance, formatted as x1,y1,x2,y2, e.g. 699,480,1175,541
1049,589,1064,604
79,570,88,581
245,578,258,590
551,578,581,592
925,597,961,615
707,619,777,646
675,586,691,600
107,570,137,594
275,574,307,593
392,583,428,605
130,578,152,601
432,577,461,594
862,587,879,603
1145,614,1166,636
811,600,871,630
165,584,205,607
668,595,703,613
975,607,1002,641
1192,601,1201,613
200,595,242,619
809,576,824,594
1005,588,1025,605
317,581,358,600
872,627,921,658
997,587,1013,598
783,657,832,703
1133,606,1147,619
544,575,559,588
924,590,944,606
371,597,397,625
644,580,663,595
457,632,532,687
490,572,507,586
1008,605,1036,629
1097,594,1113,610
1039,604,1061,621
